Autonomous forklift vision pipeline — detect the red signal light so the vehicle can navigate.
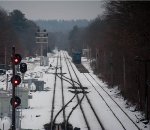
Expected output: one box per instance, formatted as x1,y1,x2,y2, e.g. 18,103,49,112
12,54,22,65
15,80,18,84
10,96,21,108
15,58,18,63
11,75,21,86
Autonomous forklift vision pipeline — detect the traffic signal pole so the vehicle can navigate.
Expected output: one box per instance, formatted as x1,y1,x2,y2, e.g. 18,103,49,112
10,46,25,129
12,46,16,130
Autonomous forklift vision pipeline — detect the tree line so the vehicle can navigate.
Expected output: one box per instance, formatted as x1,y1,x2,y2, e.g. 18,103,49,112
0,7,38,65
68,1,150,118
36,19,89,33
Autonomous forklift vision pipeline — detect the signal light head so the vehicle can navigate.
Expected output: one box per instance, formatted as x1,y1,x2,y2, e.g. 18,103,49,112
11,75,21,86
20,63,27,73
12,54,22,65
10,96,21,108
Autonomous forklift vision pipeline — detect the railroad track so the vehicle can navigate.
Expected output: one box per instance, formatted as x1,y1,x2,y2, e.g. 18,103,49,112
64,51,143,130
63,51,105,130
82,72,141,130
50,53,60,130
47,50,142,130
52,51,67,130
49,51,81,130
59,52,66,127
63,51,88,129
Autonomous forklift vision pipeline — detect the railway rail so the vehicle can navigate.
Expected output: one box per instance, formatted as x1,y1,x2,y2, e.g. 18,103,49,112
59,52,66,128
65,50,143,130
63,51,105,130
63,51,89,130
48,51,83,130
46,50,144,130
86,73,142,129
50,53,59,130
83,73,141,130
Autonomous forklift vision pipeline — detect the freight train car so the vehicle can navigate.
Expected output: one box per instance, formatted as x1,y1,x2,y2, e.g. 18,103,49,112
72,52,82,64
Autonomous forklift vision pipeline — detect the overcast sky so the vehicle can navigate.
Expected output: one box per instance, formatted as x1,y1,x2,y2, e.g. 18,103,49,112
0,1,105,20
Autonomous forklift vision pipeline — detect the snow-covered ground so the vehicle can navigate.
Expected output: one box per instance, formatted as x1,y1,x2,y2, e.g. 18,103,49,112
0,50,150,130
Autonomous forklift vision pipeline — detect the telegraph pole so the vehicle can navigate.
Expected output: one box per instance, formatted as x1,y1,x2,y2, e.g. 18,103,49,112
5,46,7,70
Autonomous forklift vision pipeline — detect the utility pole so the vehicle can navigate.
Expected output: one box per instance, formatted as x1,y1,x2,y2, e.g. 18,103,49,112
5,46,7,70
6,74,8,91
110,52,113,87
123,56,126,94
96,48,99,71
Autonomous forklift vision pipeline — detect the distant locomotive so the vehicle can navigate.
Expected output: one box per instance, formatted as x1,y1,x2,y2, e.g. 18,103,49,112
72,52,82,64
